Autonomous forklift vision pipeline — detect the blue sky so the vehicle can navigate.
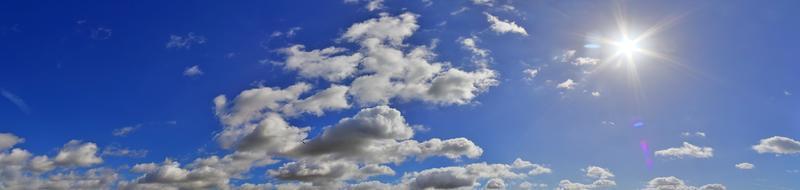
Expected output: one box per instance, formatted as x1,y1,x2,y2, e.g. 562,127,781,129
1,0,799,189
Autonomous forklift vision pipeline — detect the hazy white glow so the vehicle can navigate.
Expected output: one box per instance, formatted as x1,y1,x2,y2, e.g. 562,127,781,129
616,38,640,56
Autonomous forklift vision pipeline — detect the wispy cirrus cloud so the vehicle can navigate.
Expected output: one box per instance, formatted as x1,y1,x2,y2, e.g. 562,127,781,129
1,89,31,114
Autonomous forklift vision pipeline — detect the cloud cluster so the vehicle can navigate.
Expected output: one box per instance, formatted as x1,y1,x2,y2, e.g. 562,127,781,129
557,166,617,190
643,176,726,190
165,32,206,49
0,135,110,189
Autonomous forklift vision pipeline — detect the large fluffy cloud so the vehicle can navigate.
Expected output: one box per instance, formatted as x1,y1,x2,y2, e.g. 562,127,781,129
0,133,23,151
752,136,800,154
53,140,103,167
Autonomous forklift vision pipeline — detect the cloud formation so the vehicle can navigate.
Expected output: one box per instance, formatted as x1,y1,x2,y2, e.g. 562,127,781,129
752,136,800,154
484,12,528,36
655,142,713,159
643,176,726,190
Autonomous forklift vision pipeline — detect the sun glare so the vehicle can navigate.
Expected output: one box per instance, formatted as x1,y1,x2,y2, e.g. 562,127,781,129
616,37,640,56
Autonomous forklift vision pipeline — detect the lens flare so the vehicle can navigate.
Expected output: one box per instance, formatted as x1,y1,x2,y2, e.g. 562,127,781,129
640,140,653,168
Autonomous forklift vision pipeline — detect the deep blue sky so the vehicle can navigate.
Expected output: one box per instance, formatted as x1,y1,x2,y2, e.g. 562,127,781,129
1,0,799,189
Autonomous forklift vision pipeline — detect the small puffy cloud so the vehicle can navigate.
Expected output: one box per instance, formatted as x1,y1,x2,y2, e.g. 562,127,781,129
460,37,488,58
735,162,754,170
655,142,713,159
752,136,800,154
523,68,538,81
584,166,614,179
0,132,24,151
557,166,616,190
484,13,528,36
643,176,726,190
342,12,419,45
555,50,577,63
278,45,363,82
53,140,103,167
344,0,384,11
557,79,577,90
572,57,599,65
591,91,600,97
166,32,206,49
183,65,204,77
511,158,552,176
112,124,141,137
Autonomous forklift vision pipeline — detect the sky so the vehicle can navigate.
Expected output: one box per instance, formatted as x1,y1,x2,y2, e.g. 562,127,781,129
1,0,799,189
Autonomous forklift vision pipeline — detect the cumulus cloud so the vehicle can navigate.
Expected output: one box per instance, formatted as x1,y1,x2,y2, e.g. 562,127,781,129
278,45,363,82
557,79,577,90
402,162,526,190
183,65,204,77
523,68,538,81
752,136,800,154
643,176,726,190
165,32,206,49
484,12,528,36
511,158,552,176
0,133,23,151
655,142,713,159
53,140,103,167
557,166,617,190
335,12,498,105
735,162,754,170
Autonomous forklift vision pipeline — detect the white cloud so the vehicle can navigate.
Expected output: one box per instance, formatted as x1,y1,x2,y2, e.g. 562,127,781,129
557,79,577,90
511,158,552,176
112,124,141,137
752,136,800,154
278,45,363,81
572,57,599,65
342,12,419,45
655,142,713,159
460,37,488,58
165,32,206,49
557,166,617,190
183,65,203,77
681,132,706,138
344,0,385,11
584,166,614,179
472,0,494,6
484,12,528,36
523,68,538,81
485,178,506,189
53,140,103,167
0,133,23,151
402,162,526,190
643,176,726,190
591,91,600,97
735,162,754,170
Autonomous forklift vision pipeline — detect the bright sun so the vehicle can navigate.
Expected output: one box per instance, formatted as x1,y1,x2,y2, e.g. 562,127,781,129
616,38,640,56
